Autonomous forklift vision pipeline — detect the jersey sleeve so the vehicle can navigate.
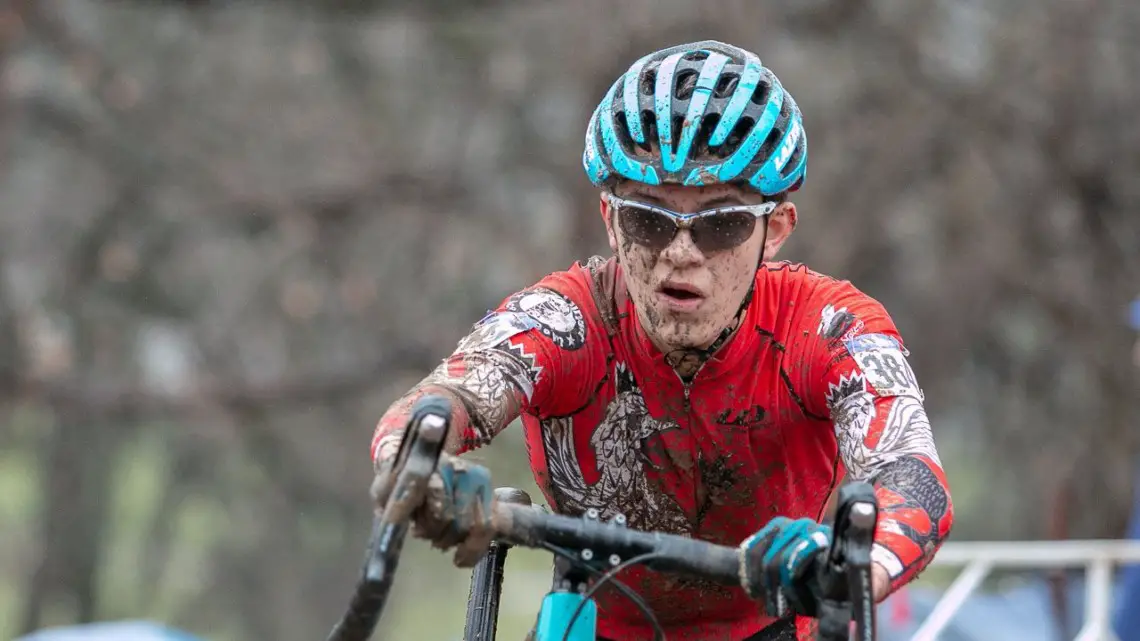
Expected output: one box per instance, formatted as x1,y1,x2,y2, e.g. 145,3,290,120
371,265,607,464
802,282,954,591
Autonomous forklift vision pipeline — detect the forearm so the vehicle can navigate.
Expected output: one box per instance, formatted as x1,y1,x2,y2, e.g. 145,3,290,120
831,392,954,595
370,348,530,466
370,384,471,464
869,453,954,592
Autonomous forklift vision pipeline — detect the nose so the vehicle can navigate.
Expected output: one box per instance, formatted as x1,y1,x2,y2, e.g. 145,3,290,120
659,228,704,268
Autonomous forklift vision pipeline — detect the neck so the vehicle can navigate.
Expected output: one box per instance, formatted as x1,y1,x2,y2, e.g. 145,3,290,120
655,315,745,380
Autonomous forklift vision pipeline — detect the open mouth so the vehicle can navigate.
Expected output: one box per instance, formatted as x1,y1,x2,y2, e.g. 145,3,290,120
658,282,705,302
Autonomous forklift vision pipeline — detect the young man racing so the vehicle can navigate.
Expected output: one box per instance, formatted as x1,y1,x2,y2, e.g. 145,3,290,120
370,40,954,641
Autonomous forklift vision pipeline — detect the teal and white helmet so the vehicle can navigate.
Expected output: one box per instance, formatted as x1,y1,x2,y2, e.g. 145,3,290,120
583,40,807,197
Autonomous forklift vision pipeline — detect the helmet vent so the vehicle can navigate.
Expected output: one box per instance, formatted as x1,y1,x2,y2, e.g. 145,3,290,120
640,68,657,96
782,143,805,177
714,73,739,99
641,111,658,151
674,69,699,100
694,114,721,157
614,110,631,143
759,126,783,159
721,116,755,157
750,78,773,105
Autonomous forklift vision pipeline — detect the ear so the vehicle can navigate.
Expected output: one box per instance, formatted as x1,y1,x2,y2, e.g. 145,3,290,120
600,193,620,254
763,202,798,260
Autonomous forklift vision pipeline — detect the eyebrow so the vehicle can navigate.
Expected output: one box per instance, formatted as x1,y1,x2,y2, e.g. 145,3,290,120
697,195,744,208
624,191,746,209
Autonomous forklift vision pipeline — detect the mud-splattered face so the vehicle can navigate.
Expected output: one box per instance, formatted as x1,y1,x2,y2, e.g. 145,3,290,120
602,182,797,352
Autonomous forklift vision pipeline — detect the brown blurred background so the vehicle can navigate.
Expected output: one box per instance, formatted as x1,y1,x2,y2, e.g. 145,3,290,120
1,1,1138,640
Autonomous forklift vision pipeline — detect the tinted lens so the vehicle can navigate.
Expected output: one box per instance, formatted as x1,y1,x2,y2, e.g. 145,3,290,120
690,211,759,253
617,205,678,250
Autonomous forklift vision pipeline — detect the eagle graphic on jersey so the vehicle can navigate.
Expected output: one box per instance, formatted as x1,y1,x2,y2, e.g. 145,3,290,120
541,362,689,533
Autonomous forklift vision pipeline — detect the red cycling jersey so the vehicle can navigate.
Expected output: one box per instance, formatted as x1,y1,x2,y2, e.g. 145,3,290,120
372,256,953,641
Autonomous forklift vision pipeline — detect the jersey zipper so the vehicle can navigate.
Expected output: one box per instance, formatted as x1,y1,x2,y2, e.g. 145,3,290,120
677,360,709,413
676,360,710,528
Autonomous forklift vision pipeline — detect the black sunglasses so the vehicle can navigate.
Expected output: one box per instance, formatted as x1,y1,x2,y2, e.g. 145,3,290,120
606,194,778,254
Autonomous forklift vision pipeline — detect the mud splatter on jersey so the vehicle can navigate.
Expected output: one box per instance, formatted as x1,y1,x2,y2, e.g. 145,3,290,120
372,257,953,641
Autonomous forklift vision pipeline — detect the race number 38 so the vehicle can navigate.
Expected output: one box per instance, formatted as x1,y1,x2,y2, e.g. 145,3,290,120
843,333,922,398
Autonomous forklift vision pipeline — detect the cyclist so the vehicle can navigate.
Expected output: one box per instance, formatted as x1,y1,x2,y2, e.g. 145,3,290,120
370,40,954,641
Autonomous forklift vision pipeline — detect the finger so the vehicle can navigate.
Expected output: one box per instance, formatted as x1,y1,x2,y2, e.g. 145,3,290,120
411,502,447,542
783,538,814,586
449,499,494,563
763,573,788,618
449,465,493,529
412,477,453,542
762,519,810,567
449,463,493,516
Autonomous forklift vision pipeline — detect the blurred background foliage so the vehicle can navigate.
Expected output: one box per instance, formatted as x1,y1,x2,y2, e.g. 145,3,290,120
1,0,1138,639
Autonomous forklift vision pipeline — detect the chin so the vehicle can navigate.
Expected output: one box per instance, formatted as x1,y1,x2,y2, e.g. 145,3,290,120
659,322,722,352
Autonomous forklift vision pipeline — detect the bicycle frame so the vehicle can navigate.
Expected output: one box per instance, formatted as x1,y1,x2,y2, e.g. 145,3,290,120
464,489,599,641
465,541,512,641
534,591,597,641
463,540,598,641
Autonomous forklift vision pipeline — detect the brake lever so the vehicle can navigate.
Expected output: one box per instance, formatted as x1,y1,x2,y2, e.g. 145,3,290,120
816,482,878,641
326,395,452,641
